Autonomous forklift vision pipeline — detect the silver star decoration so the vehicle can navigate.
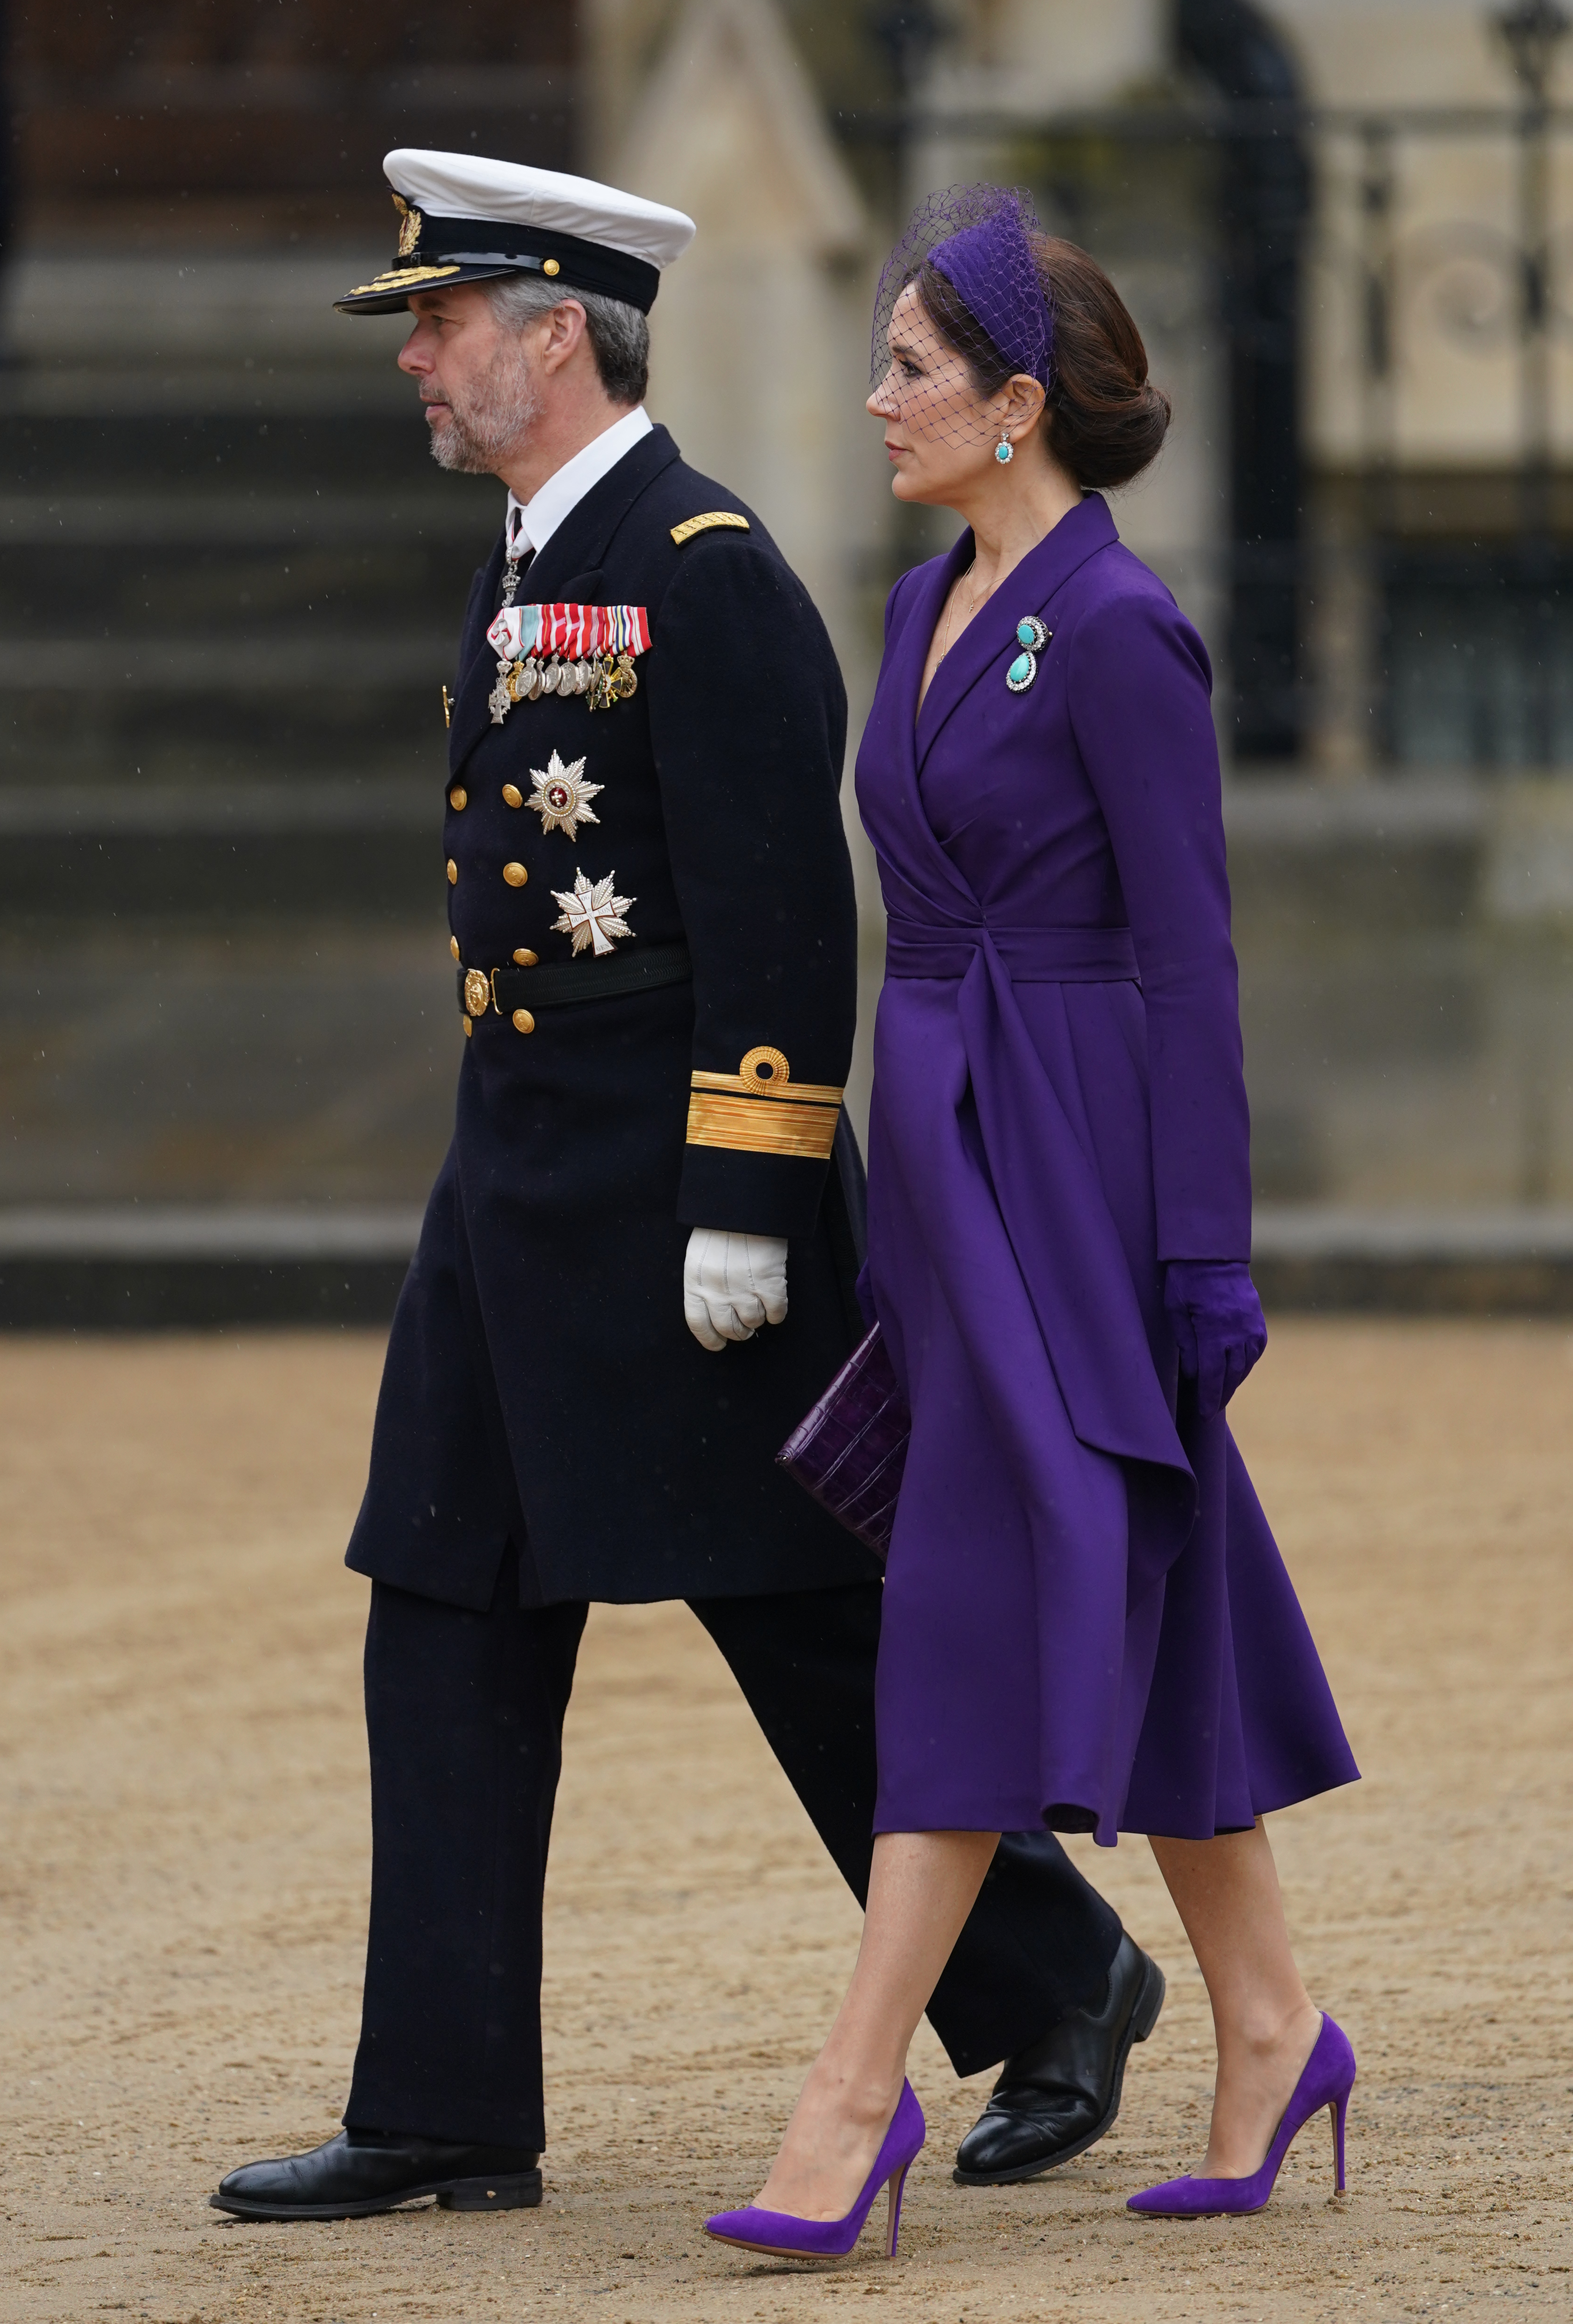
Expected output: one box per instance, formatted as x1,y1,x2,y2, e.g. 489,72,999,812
551,868,636,956
527,749,602,840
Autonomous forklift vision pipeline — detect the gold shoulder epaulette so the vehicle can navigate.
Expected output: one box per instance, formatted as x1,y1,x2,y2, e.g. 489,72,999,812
686,1047,842,1162
671,511,751,546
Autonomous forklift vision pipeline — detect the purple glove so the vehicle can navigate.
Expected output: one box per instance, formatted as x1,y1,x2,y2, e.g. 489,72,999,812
1163,1261,1267,1420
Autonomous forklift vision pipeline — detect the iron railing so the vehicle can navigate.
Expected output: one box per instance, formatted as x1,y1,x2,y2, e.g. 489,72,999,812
847,1,1573,769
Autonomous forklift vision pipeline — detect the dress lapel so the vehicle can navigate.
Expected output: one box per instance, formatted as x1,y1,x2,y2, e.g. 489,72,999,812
914,494,1119,778
447,536,510,774
519,425,681,605
446,427,684,777
907,532,974,737
857,536,981,926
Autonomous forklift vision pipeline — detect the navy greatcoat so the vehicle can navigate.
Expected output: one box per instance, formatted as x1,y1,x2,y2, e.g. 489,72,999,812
347,425,878,1609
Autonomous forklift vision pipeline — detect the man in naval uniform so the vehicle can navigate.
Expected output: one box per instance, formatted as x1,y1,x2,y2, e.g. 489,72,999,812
212,151,1164,2224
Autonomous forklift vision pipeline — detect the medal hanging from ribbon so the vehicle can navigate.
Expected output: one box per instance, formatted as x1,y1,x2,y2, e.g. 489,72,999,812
487,602,652,723
486,548,529,725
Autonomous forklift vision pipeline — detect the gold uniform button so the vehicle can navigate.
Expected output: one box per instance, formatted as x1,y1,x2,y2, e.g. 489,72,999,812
543,258,560,277
501,783,523,808
450,935,461,961
503,861,528,887
512,947,538,966
447,858,458,885
449,786,467,810
512,1008,535,1035
463,1017,473,1038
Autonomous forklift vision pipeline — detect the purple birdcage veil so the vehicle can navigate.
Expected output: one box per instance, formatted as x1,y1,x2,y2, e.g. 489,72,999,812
871,184,1054,447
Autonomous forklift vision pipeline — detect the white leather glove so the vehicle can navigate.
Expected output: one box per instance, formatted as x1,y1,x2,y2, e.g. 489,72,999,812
683,1228,789,1352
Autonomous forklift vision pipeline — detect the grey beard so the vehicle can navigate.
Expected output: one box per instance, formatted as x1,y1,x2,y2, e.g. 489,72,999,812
428,345,541,474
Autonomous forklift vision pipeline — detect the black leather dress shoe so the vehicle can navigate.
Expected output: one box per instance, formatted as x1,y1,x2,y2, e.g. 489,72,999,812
210,2129,542,2220
954,1932,1166,2184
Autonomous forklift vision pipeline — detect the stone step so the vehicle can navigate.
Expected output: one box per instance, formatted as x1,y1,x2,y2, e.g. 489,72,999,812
0,491,494,545
0,631,460,784
0,1205,421,1328
0,780,442,917
0,926,458,1213
0,837,439,917
0,634,454,687
4,1201,1570,1329
0,495,496,643
7,400,498,493
1250,1203,1573,1315
0,781,435,832
0,451,499,778
0,570,484,646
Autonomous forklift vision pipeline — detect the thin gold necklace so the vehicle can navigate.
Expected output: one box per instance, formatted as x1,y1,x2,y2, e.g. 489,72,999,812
937,558,995,663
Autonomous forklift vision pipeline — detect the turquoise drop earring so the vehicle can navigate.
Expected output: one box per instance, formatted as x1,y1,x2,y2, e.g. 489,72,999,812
995,430,1014,465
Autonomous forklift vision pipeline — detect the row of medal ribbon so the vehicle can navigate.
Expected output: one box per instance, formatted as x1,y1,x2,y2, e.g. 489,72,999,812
487,601,652,660
487,601,653,721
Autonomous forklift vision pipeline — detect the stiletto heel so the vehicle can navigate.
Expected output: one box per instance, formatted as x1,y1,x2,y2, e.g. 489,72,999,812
1330,2088,1348,2194
884,2160,911,2257
705,2082,926,2263
1128,2013,1356,2219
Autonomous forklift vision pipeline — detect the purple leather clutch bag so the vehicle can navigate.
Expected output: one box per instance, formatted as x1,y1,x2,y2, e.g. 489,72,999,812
776,1323,911,1561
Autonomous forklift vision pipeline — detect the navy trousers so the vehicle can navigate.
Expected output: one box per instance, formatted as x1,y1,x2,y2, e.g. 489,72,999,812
346,1551,1123,2150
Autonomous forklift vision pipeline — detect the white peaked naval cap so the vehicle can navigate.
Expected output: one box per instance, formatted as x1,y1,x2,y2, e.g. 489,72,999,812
335,148,696,316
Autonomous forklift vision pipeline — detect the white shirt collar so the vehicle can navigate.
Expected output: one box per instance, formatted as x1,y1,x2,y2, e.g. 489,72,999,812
504,406,654,562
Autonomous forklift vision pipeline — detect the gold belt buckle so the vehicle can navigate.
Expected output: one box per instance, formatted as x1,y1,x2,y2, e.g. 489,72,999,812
463,967,490,1019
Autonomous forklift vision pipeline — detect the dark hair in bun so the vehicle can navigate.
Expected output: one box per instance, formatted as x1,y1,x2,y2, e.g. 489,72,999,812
916,234,1171,489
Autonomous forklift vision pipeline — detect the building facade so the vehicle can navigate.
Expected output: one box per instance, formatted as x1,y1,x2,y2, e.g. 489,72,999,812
1,0,1569,1298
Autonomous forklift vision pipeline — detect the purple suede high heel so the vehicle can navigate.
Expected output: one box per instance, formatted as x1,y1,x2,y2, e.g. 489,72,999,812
1128,2013,1355,2218
704,2081,926,2262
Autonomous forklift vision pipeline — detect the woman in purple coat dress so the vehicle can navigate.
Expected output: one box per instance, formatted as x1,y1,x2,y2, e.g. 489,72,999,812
704,191,1360,2264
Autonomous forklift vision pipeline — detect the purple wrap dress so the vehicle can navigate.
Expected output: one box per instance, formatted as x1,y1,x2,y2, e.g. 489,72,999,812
857,494,1357,1844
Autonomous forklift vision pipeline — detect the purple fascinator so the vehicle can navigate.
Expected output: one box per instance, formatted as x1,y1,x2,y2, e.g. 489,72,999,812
872,183,1054,390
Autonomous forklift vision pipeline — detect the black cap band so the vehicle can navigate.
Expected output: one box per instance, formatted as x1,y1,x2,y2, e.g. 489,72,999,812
336,209,662,315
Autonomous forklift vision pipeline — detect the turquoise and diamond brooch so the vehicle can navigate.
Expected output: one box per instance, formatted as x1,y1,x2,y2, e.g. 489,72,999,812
1006,614,1050,693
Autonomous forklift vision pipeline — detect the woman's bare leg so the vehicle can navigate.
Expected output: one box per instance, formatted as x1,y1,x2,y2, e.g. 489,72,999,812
1148,1819,1322,2176
753,1828,1000,2221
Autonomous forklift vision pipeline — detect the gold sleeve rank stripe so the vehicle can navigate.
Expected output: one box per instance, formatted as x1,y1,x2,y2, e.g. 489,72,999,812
685,1046,843,1162
670,511,751,546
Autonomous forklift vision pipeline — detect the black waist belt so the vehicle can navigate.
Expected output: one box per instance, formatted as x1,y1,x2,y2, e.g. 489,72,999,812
458,941,692,1015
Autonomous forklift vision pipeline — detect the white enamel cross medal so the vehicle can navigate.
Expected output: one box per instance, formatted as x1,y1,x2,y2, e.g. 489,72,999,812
550,869,635,956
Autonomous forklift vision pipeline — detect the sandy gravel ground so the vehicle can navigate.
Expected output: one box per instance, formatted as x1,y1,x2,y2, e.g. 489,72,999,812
1,1319,1570,2324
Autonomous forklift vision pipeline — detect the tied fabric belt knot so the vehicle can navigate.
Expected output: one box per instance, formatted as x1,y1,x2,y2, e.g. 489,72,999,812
884,919,1140,985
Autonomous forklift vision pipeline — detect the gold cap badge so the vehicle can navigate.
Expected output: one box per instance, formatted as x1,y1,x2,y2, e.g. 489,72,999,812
392,193,423,260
